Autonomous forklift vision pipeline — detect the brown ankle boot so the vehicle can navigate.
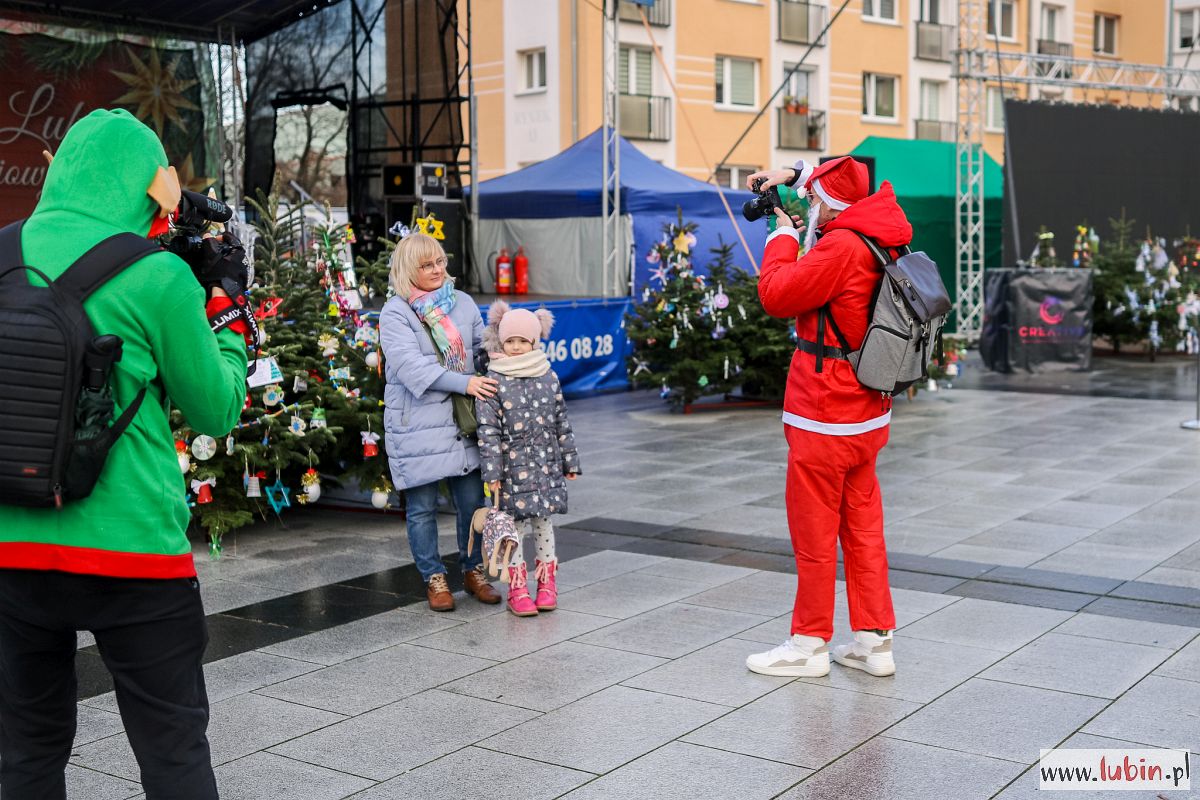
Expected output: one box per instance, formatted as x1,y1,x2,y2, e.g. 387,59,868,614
426,574,455,612
463,565,501,604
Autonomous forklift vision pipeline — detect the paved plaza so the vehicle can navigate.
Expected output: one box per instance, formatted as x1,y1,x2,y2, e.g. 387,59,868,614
64,362,1200,799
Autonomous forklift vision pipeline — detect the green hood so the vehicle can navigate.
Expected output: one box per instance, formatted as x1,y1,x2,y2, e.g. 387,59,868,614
32,108,167,237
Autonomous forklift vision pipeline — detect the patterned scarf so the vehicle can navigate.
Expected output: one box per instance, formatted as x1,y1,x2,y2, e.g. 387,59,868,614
409,282,467,372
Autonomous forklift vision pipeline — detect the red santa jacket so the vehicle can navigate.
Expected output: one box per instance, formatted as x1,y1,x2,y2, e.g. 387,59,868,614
758,182,913,434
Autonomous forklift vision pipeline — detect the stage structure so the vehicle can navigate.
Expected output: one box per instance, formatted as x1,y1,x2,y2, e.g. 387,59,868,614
953,0,1200,339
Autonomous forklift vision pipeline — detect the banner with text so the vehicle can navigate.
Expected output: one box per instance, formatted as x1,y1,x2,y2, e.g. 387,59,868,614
0,31,212,226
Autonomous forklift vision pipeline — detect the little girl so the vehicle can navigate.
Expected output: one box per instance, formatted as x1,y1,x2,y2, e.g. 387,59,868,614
477,301,580,617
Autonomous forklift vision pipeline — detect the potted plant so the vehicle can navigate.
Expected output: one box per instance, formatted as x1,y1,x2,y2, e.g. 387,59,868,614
783,94,797,114
796,96,809,115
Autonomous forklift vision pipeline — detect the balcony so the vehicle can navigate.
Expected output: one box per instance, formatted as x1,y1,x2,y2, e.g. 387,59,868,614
915,119,955,142
1036,39,1073,77
620,94,672,141
618,0,670,26
915,21,955,62
777,106,826,151
778,1,827,46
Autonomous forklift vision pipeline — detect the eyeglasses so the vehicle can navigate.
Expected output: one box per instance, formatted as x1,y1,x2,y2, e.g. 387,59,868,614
418,257,448,272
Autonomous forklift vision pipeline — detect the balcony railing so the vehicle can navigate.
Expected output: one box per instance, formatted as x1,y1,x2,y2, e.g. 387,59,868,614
777,107,826,151
618,0,671,26
915,119,955,142
620,94,672,141
778,1,827,46
916,21,955,62
1036,39,1073,77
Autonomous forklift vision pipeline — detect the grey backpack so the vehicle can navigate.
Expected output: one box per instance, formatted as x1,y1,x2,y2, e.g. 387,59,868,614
807,232,951,396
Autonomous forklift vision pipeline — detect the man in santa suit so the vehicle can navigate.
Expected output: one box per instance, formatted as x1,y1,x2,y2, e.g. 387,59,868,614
744,156,912,679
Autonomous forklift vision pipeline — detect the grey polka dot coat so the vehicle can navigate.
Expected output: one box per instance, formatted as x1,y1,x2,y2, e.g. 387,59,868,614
476,369,580,520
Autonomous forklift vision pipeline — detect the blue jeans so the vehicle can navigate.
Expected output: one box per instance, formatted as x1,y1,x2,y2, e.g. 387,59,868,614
404,470,485,581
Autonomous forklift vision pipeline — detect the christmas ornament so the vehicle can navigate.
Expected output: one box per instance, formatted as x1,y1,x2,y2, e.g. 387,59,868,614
660,381,670,399
246,472,263,498
631,357,650,377
362,431,380,457
371,488,390,509
225,435,236,456
297,468,321,505
415,213,446,240
262,384,284,407
698,375,709,388
264,478,291,515
190,435,217,461
673,231,691,254
293,375,308,393
318,334,339,357
289,416,307,435
255,297,283,320
190,477,215,505
175,440,191,473
330,367,352,380
713,291,730,310
365,351,380,369
310,408,327,429
354,325,379,346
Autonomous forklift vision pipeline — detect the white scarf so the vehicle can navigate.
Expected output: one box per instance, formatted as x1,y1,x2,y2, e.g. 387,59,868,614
489,349,551,378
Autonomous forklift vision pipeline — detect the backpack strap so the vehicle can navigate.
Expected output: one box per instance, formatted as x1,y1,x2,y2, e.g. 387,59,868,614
852,231,892,267
55,233,161,302
0,220,29,286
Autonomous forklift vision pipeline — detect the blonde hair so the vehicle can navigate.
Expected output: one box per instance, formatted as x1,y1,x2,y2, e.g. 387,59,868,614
388,232,450,298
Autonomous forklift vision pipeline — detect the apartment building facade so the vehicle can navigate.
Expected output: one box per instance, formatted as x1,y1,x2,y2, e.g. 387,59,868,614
467,0,1181,184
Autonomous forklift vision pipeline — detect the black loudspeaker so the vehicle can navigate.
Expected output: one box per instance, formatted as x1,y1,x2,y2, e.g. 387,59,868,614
819,155,876,194
385,199,467,283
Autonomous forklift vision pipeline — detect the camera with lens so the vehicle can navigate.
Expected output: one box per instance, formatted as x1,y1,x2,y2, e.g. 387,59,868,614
742,178,785,223
159,189,251,297
164,190,235,260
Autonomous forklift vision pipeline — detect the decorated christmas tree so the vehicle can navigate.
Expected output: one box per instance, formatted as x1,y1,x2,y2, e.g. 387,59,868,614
626,213,742,408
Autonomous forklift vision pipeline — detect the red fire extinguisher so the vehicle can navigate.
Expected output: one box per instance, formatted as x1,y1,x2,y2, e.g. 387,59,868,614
495,248,512,294
514,246,529,295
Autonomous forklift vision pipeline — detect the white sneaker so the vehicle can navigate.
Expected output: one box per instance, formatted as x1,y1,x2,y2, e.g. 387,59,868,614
832,630,896,677
745,634,830,677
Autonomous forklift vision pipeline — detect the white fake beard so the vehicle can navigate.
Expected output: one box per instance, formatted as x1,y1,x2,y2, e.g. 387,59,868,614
803,200,822,252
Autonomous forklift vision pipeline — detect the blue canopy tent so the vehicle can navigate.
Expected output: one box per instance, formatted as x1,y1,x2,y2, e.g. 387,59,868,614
469,129,765,296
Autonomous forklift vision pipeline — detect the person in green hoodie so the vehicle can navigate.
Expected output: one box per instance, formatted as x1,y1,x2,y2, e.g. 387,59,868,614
0,109,247,799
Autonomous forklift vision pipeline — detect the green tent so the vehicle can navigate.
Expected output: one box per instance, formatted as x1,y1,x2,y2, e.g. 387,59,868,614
850,137,1004,333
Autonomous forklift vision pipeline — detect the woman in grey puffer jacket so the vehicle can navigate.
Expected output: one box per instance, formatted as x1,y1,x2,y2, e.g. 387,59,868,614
379,232,502,612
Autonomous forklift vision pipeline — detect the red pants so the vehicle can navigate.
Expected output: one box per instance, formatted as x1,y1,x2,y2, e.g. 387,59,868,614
785,424,894,640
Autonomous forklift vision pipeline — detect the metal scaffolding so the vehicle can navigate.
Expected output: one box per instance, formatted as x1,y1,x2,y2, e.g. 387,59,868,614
600,0,622,298
953,6,1200,339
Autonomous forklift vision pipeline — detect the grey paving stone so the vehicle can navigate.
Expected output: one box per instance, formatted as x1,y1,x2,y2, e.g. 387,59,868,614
64,765,141,800
714,550,799,573
1006,467,1109,491
1154,637,1200,683
979,565,1123,596
931,544,1042,568
480,685,727,774
574,602,770,658
351,746,593,800
1030,543,1168,581
776,737,1024,800
906,502,1024,535
442,641,664,712
1137,566,1200,590
798,635,1003,704
682,681,920,769
257,606,465,665
1083,676,1200,751
74,705,124,747
946,580,1097,611
560,741,809,800
1110,581,1200,608
981,632,1172,699
199,578,289,615
898,598,1072,652
1068,480,1182,507
214,752,372,800
884,678,1106,764
887,569,967,593
886,552,994,579
254,642,494,715
679,571,801,617
410,607,614,660
963,519,1097,556
73,693,344,780
546,550,667,588
1053,613,1199,649
1019,500,1140,530
615,537,737,561
633,558,757,587
1081,597,1200,628
270,689,537,781
622,638,793,707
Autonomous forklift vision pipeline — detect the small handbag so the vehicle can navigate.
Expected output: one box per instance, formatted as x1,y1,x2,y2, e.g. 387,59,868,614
468,489,521,582
422,322,478,436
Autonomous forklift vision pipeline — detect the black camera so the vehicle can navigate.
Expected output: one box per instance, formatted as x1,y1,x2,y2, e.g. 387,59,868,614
163,190,234,260
742,178,784,223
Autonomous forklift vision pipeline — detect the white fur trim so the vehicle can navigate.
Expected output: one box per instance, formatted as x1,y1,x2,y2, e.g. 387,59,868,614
793,160,816,186
782,410,891,435
811,178,850,211
766,227,800,245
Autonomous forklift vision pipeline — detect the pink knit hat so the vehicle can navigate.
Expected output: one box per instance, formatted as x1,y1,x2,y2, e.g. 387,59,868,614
499,308,549,344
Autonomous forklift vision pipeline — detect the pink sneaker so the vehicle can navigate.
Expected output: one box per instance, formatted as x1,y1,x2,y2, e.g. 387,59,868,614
534,559,558,611
506,562,538,617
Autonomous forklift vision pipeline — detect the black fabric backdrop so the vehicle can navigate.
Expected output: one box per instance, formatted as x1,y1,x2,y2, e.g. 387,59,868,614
1004,101,1200,266
981,268,1094,373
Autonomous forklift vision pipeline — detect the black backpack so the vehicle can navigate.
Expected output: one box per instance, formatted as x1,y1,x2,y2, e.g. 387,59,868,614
0,221,158,509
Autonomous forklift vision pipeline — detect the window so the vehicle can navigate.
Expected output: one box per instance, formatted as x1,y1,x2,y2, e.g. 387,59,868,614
620,46,653,95
520,49,547,92
920,0,941,23
862,0,897,22
986,86,1006,131
783,63,813,106
715,164,761,189
1040,4,1062,42
1094,14,1118,55
1178,9,1197,50
862,73,897,120
919,79,943,120
715,56,756,109
987,0,1016,40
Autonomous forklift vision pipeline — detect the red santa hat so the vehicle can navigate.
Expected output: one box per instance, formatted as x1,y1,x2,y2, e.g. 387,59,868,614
804,156,870,211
